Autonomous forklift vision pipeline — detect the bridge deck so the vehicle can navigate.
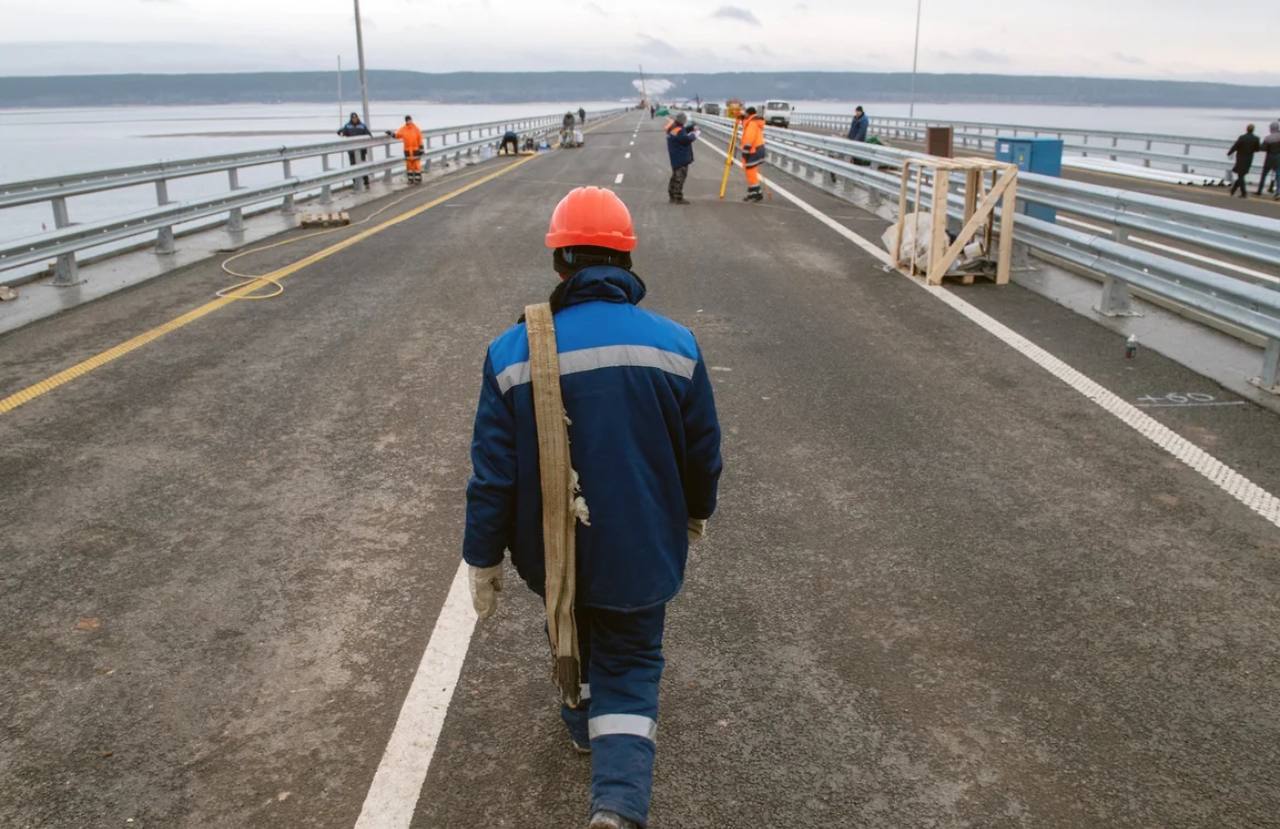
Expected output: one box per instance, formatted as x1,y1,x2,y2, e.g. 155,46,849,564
2,113,1279,828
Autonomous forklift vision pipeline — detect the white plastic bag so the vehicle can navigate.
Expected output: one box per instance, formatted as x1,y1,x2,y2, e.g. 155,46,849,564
882,211,935,265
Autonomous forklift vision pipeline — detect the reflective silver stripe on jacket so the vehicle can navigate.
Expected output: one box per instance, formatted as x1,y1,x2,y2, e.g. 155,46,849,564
495,344,696,395
588,713,657,742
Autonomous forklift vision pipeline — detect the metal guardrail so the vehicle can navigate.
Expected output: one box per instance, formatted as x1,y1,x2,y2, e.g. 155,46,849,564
1,108,626,284
791,112,1235,176
698,115,1280,389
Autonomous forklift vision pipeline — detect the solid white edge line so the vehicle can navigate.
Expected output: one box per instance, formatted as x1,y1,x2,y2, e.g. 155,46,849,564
698,136,1280,530
354,562,477,828
615,173,625,184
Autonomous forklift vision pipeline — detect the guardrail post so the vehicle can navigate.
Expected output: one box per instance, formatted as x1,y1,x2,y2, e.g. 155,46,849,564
384,144,394,184
1095,227,1141,317
1249,339,1280,393
226,168,245,233
1110,136,1119,162
320,155,333,204
50,196,79,286
281,160,296,214
154,179,175,255
1182,144,1190,174
1144,140,1152,168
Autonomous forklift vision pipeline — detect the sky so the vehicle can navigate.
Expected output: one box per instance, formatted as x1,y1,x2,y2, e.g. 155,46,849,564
0,0,1276,85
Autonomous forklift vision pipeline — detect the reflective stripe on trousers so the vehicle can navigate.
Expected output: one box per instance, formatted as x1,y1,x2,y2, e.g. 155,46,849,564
561,604,666,827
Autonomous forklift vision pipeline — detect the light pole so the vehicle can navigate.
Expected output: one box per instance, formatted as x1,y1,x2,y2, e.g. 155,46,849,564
353,0,371,128
908,0,922,119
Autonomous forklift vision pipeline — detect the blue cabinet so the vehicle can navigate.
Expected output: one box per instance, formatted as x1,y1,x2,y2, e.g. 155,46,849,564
996,137,1063,222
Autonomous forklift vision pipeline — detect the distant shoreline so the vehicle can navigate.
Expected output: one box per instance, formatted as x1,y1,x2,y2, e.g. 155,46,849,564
3,70,1278,109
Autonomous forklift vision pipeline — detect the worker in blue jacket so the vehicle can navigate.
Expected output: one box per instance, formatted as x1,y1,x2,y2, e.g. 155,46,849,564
847,106,870,166
337,112,373,187
665,112,699,204
464,186,723,829
847,106,869,142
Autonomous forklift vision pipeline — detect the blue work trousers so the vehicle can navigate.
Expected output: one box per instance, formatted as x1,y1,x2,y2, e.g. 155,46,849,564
560,604,667,827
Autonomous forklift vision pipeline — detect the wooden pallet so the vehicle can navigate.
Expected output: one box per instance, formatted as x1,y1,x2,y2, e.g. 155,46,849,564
299,211,350,228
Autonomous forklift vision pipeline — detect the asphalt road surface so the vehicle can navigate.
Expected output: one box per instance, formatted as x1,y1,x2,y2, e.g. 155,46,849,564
2,113,1279,828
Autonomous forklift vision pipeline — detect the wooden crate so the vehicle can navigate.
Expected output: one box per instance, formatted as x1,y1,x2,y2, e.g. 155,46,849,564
299,211,350,228
890,156,1018,286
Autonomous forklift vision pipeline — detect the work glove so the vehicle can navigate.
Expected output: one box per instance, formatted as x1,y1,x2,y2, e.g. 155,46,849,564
688,518,708,544
469,564,503,620
385,130,395,137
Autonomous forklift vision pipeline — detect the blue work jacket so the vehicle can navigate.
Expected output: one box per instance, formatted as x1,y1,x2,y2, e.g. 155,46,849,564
666,123,697,168
463,266,722,610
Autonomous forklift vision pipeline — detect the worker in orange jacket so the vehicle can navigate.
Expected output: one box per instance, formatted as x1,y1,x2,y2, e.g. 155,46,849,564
739,107,766,202
386,115,425,184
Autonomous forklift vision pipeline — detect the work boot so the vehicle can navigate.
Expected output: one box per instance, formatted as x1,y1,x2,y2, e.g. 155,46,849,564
588,810,639,829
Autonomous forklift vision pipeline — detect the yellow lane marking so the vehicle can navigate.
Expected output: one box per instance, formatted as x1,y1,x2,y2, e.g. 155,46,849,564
0,155,539,416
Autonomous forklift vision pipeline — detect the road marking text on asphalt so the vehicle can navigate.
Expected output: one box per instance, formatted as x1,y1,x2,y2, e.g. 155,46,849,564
615,173,624,184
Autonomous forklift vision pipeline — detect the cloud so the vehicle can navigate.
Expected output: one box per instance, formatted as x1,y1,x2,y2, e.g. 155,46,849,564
1110,52,1146,66
934,48,1009,65
637,34,682,59
710,5,761,25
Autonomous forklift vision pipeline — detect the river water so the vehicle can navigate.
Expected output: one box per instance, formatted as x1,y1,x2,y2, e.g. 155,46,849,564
1,99,1275,253
0,101,623,247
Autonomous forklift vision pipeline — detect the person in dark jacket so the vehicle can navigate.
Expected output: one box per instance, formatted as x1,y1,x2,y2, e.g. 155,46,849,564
500,129,520,155
847,105,870,166
337,112,372,188
1228,123,1261,198
665,113,698,204
578,107,587,124
464,186,722,829
1257,121,1280,198
847,106,869,142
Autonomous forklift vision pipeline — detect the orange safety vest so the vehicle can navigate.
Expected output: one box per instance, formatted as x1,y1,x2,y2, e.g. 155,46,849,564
395,122,424,155
740,115,766,168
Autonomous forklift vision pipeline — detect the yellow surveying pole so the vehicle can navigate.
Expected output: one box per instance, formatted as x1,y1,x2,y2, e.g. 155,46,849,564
718,118,742,200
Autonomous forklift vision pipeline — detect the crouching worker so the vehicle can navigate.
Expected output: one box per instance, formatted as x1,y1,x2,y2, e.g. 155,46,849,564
500,129,520,155
463,186,723,829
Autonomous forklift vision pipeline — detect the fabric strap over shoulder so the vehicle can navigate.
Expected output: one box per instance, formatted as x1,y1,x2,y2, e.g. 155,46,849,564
525,301,590,707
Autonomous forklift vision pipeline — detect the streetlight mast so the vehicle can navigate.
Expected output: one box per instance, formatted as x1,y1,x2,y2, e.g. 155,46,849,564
908,0,922,119
354,0,372,128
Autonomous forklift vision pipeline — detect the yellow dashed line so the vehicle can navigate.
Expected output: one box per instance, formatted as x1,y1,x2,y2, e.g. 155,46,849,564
0,155,539,416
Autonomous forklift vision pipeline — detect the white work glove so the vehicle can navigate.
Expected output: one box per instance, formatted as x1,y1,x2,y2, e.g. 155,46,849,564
688,518,708,544
469,564,503,620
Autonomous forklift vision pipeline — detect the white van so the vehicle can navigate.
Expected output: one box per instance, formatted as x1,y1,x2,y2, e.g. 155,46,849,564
764,100,794,128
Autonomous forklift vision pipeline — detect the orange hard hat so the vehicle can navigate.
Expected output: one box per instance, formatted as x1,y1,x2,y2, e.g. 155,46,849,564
544,187,637,252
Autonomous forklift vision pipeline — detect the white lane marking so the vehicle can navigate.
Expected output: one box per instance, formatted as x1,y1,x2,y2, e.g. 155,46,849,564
625,152,631,159
615,173,625,184
1058,215,1279,285
630,141,635,147
698,136,1280,530
354,563,476,828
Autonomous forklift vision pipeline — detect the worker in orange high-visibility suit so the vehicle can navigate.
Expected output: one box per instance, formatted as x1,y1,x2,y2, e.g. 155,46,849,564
386,115,425,184
739,107,766,202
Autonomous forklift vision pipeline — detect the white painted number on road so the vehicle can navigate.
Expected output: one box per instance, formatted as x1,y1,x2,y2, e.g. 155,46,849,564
1135,392,1245,408
615,173,624,184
